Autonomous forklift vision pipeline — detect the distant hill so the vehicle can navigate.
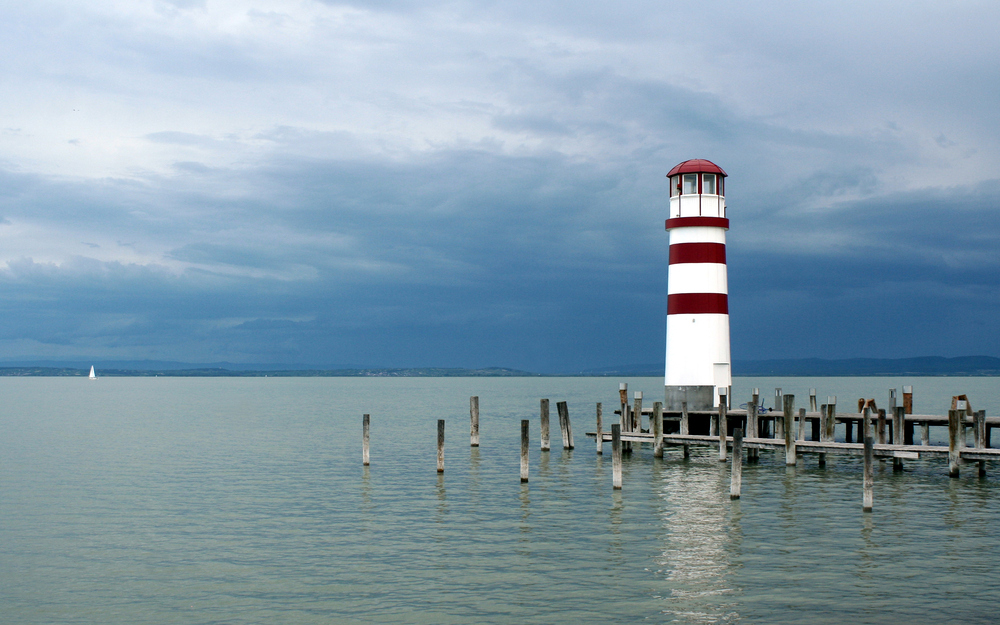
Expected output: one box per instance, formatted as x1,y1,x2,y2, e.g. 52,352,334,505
732,356,1000,377
0,357,997,377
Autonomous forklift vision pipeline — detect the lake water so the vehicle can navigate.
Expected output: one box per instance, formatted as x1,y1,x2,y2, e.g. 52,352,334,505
2,376,999,624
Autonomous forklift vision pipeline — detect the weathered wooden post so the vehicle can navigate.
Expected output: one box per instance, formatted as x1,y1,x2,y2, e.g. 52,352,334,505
437,419,445,473
826,396,837,441
557,401,574,450
633,391,643,435
783,394,796,465
818,404,828,467
363,414,371,466
540,399,551,452
877,409,887,446
612,423,622,490
470,396,480,447
862,405,871,444
809,388,817,412
845,418,854,443
731,428,743,500
975,409,986,477
520,419,529,482
948,408,961,478
893,406,905,471
797,407,806,442
920,419,930,446
888,388,897,437
748,389,759,461
902,385,913,415
619,382,628,431
595,402,603,455
863,435,874,512
774,388,784,438
681,400,690,458
718,388,728,462
653,401,664,458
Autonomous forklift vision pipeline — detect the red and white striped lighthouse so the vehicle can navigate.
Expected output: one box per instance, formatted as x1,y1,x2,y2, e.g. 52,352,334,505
664,159,731,411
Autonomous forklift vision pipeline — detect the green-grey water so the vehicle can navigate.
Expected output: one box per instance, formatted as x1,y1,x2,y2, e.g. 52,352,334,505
2,376,999,624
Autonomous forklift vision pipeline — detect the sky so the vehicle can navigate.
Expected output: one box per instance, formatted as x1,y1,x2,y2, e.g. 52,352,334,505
0,0,998,372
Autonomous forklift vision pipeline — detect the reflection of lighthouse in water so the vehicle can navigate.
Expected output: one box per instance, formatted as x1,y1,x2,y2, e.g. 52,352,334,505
664,159,731,411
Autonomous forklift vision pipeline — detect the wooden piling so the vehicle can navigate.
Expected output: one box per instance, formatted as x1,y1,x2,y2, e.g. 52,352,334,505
748,389,759,461
877,409,887,446
437,419,445,473
595,402,603,455
540,399,550,452
825,396,837,441
863,436,874,512
774,389,784,438
520,419,529,482
557,401,574,450
363,413,370,466
809,388,817,412
783,394,796,465
797,407,806,442
862,406,871,444
903,385,913,414
633,392,643,435
681,400,690,458
470,396,480,447
846,419,854,443
612,423,622,489
948,409,961,478
731,428,743,500
975,410,987,477
893,406,905,471
921,420,930,446
653,401,664,458
718,393,728,462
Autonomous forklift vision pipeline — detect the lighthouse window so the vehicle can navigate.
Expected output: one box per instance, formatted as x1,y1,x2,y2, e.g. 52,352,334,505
702,174,716,195
682,174,698,194
670,175,680,197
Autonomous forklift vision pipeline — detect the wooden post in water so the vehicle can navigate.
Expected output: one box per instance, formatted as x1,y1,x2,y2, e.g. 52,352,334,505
783,394,796,465
863,435,874,512
363,414,370,466
557,401,574,450
797,407,806,442
653,401,664,458
718,389,728,462
818,404,828,467
975,409,986,477
948,409,961,478
748,389,759,461
775,389,785,439
611,424,622,489
862,406,871,444
825,396,837,441
846,418,854,443
888,388,897,432
809,388,817,412
893,406,905,471
540,399,550,452
633,392,643,435
520,419,529,482
877,409,887,446
920,420,930,446
681,400,690,458
731,428,743,500
902,385,913,415
437,419,445,473
595,403,603,455
470,396,480,447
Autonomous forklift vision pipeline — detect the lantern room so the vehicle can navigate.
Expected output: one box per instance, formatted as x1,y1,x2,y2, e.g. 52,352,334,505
667,159,727,220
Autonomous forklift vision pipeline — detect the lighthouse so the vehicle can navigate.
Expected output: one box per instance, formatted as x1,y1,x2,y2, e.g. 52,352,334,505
664,159,731,411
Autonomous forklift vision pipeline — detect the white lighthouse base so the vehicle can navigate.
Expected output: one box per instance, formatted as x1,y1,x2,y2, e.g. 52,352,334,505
665,385,715,412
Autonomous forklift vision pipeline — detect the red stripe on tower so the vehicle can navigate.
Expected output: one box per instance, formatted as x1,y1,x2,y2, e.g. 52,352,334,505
667,292,729,315
669,242,726,265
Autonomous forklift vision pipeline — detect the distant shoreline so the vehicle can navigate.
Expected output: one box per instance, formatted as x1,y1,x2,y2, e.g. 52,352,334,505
1,356,999,377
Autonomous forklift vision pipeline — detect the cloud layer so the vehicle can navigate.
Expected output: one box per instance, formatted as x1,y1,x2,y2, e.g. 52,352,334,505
0,0,997,371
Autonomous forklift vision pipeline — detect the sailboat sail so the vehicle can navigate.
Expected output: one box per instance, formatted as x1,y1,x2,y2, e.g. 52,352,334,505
89,366,97,380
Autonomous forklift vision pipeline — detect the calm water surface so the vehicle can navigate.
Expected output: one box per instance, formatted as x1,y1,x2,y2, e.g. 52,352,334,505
2,376,999,624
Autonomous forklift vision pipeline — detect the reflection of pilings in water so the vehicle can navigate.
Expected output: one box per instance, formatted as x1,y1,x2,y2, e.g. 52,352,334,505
608,490,625,565
655,463,739,622
435,473,447,524
518,482,531,544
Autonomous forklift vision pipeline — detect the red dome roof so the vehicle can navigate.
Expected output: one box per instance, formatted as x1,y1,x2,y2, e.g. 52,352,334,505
667,159,727,177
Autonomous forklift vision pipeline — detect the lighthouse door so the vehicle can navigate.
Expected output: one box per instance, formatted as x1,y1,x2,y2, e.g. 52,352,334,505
713,362,731,407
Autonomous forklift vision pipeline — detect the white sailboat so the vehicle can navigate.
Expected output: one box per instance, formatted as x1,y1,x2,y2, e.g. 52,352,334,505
89,365,97,380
